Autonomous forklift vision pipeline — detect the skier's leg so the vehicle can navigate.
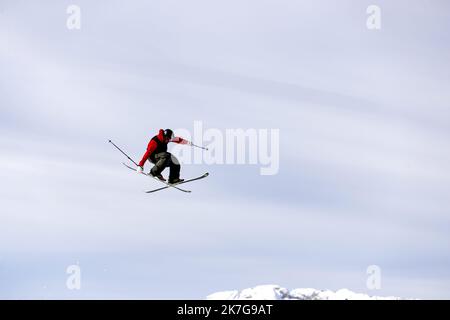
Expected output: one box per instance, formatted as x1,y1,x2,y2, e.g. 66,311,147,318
168,153,181,183
150,152,171,177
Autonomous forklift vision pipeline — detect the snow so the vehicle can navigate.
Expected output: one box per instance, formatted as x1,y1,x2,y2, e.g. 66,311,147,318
207,285,402,300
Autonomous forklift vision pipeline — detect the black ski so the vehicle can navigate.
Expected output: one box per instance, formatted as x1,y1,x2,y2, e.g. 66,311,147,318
122,163,191,193
145,172,209,193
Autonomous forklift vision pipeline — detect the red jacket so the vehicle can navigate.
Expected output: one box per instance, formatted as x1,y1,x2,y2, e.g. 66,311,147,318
138,129,187,167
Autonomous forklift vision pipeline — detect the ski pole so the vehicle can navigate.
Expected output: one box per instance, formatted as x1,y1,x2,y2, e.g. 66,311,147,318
190,142,208,151
108,140,139,167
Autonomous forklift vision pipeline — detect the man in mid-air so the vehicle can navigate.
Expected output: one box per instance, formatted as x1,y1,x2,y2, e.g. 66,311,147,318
137,129,188,184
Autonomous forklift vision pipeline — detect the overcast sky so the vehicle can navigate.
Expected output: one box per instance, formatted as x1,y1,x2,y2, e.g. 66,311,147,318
1,0,450,299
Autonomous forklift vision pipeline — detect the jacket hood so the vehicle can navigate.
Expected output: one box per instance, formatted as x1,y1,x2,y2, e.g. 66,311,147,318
156,129,165,141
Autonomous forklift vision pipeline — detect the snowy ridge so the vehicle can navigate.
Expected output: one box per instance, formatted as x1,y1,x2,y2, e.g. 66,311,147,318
207,285,401,300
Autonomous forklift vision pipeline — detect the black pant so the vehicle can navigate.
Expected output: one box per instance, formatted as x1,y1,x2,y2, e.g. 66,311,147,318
150,152,180,181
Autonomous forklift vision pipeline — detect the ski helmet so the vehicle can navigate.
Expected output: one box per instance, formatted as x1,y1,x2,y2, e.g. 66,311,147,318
163,129,174,139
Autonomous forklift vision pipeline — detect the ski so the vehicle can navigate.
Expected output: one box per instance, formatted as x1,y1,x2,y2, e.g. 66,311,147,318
122,162,191,193
145,172,209,193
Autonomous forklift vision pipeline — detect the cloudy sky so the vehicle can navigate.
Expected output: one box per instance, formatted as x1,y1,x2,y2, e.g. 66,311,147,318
1,0,449,299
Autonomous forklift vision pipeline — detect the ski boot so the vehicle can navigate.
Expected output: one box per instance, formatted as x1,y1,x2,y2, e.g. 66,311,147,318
168,178,184,184
151,172,166,182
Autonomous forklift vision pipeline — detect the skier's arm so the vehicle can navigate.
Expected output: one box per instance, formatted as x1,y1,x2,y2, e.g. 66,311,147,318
138,140,158,167
170,137,190,145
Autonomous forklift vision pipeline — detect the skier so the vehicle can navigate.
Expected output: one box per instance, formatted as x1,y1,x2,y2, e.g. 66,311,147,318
137,129,187,184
